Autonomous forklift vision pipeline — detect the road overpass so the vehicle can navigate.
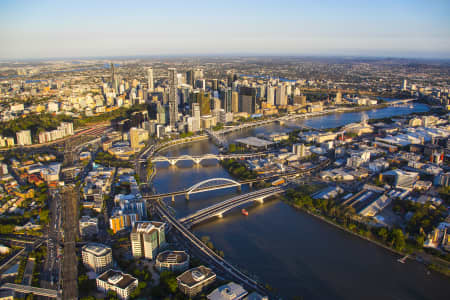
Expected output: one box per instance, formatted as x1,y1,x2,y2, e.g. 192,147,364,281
1,283,59,298
154,201,268,295
179,186,284,227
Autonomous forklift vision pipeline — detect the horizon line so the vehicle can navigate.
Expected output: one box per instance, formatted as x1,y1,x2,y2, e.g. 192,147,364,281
1,53,450,63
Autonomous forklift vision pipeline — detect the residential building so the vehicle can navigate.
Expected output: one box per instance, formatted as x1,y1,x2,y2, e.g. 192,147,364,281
96,270,138,300
168,68,178,128
130,221,166,260
147,67,154,91
16,130,32,146
231,91,239,113
82,243,113,274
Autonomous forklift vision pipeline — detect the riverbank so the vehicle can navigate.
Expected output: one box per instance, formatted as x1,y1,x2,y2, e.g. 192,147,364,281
283,196,450,277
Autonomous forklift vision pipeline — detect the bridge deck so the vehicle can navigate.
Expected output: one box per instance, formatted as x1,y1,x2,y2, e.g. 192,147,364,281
1,283,59,298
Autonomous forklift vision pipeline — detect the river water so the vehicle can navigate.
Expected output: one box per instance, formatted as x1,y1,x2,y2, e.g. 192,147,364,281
152,104,449,299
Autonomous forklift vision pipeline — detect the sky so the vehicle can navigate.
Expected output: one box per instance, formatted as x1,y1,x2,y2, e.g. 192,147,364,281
0,0,449,60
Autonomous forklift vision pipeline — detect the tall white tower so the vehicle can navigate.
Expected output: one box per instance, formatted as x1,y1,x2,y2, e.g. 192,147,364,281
147,67,154,92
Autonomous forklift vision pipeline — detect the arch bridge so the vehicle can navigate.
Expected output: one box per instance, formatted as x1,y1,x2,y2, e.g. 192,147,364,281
143,177,246,201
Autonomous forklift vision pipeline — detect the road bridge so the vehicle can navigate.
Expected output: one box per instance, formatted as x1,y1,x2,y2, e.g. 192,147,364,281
1,283,59,298
154,201,268,295
151,152,269,166
179,187,284,227
143,158,331,201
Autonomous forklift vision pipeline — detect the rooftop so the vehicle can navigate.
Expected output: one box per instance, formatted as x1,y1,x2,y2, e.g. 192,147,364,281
156,250,189,264
235,137,274,148
132,221,165,234
177,266,216,288
83,243,111,257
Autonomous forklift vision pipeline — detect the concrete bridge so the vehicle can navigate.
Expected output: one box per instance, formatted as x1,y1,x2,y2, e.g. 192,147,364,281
144,158,331,201
179,186,284,227
1,283,60,298
386,98,417,105
151,152,269,166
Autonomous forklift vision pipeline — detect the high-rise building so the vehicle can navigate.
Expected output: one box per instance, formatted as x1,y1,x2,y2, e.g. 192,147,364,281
199,92,211,116
129,127,140,151
335,91,342,104
186,70,194,87
222,88,233,112
275,84,287,106
211,79,218,91
266,85,275,106
111,62,115,89
130,221,166,260
239,87,256,114
232,91,239,113
227,71,234,87
168,68,178,128
16,130,32,146
82,243,113,274
147,67,154,91
402,79,407,91
156,103,167,125
191,103,201,132
194,68,204,81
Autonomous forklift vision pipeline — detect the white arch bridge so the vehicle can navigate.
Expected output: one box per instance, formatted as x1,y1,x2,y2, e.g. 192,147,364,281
150,152,269,166
143,177,263,201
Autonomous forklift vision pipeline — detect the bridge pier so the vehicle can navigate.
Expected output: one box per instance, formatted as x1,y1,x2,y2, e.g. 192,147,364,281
193,159,201,164
256,197,265,204
237,185,242,192
171,195,175,202
248,182,253,189
169,160,176,166
185,193,189,200
216,213,223,218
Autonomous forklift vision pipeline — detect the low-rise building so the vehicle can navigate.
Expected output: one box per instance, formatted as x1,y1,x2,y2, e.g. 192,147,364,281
82,243,113,274
79,216,99,238
155,250,189,273
207,282,248,300
177,266,216,297
96,270,138,300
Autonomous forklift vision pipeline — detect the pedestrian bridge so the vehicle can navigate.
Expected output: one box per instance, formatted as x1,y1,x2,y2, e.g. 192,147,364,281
1,283,59,298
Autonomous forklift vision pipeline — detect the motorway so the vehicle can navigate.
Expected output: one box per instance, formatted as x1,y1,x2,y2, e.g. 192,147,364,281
41,188,62,291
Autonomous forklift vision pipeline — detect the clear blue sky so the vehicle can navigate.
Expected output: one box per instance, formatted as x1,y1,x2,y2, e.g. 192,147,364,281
1,0,449,59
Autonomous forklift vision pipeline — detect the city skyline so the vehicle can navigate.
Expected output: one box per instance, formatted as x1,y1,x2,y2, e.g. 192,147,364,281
1,0,450,60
